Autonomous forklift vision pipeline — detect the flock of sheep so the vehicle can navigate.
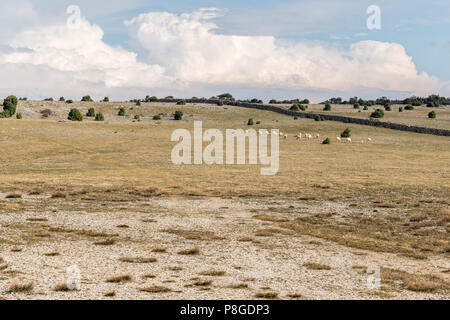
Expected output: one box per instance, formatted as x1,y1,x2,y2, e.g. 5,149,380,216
244,129,373,143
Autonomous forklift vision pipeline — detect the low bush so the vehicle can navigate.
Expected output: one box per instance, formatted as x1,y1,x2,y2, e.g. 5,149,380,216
323,103,331,111
247,118,254,126
428,111,436,119
118,107,126,116
86,108,95,117
370,109,384,118
153,115,161,120
322,138,331,145
340,128,351,138
174,111,183,120
16,113,22,119
95,113,104,121
176,100,186,105
68,108,83,121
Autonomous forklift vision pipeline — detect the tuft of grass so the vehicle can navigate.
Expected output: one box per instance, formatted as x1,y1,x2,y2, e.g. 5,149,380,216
54,283,78,292
43,252,60,257
10,247,22,252
5,193,21,199
303,262,331,270
254,292,278,299
151,247,167,253
227,283,248,289
104,291,116,297
139,286,171,293
143,274,156,279
51,192,66,199
119,257,157,264
116,224,129,229
168,266,183,271
177,247,200,255
406,280,441,293
27,218,48,222
193,279,213,287
94,239,116,246
7,282,33,293
287,293,304,299
106,275,132,283
199,270,226,277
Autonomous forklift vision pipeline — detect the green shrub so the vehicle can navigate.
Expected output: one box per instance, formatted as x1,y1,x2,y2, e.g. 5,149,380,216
66,99,73,104
322,138,331,145
95,113,104,121
2,95,18,117
363,106,368,110
217,101,224,106
59,97,65,102
247,118,254,126
174,111,184,120
102,97,109,102
353,103,360,109
16,113,22,119
136,100,141,106
134,115,140,120
176,100,186,105
428,111,436,119
44,97,54,101
153,115,161,120
340,128,351,138
118,107,126,116
323,103,331,111
290,104,300,111
68,108,83,121
294,116,298,120
86,108,95,117
404,105,414,110
399,107,403,112
256,121,261,125
370,109,384,118
314,115,321,122
384,105,392,111
81,96,93,102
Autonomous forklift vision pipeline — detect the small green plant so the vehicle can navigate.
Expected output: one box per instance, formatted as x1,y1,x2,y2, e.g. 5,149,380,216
314,115,321,121
66,99,73,104
247,118,254,126
363,106,368,110
136,100,141,106
176,100,186,105
81,95,93,102
95,113,104,121
384,105,392,111
174,111,184,120
353,103,360,109
134,115,140,120
370,109,384,118
86,108,95,117
153,115,161,120
290,104,300,111
256,121,261,125
102,97,109,102
340,128,351,138
399,107,403,112
404,105,414,110
44,97,54,101
322,138,331,145
59,97,65,102
323,103,331,111
217,101,224,106
16,113,22,119
118,107,126,116
2,95,18,117
68,108,83,121
294,116,298,120
428,111,436,119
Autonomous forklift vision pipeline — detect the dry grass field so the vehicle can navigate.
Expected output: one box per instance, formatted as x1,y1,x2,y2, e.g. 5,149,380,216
0,100,449,299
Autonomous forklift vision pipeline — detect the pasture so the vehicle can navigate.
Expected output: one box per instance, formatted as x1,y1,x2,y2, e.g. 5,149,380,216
0,100,449,299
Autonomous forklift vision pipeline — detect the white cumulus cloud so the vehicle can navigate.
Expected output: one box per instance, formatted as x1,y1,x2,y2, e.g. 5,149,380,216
0,7,444,100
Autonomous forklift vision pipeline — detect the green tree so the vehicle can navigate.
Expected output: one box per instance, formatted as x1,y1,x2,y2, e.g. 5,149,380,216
323,103,331,111
174,111,184,120
86,108,95,117
2,95,18,117
341,128,351,138
95,113,104,121
118,107,126,116
81,95,93,102
68,108,83,121
370,109,384,118
428,111,436,119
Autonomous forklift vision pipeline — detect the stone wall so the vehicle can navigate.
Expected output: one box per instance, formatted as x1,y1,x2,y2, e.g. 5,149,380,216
157,99,450,137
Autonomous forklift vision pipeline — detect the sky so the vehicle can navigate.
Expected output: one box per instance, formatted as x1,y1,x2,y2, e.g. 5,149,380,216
0,0,449,102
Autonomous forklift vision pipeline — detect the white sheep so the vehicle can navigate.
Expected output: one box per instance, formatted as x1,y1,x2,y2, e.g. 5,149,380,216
336,137,341,142
345,138,352,143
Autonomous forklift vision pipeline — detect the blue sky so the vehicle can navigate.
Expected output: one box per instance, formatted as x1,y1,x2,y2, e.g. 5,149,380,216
0,0,449,101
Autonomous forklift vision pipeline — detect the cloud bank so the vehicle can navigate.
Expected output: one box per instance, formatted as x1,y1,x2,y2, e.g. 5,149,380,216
0,7,444,101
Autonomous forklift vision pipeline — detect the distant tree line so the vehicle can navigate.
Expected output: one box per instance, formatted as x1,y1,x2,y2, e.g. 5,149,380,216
324,95,450,107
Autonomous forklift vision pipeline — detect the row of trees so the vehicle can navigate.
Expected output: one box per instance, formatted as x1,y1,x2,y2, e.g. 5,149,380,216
325,95,450,107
